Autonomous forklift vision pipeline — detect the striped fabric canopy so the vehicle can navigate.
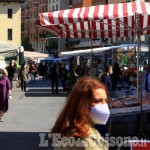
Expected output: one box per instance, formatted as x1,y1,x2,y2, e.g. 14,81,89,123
39,1,150,38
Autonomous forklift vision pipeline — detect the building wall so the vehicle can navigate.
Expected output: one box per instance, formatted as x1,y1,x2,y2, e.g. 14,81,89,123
0,3,21,45
109,0,134,4
72,0,105,8
47,0,69,52
22,0,48,52
21,0,69,52
48,0,69,12
49,0,60,11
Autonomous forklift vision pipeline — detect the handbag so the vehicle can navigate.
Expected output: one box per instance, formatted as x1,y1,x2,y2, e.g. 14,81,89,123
16,80,21,88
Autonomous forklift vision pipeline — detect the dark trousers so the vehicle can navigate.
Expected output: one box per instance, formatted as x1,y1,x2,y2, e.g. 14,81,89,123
42,72,47,80
21,80,26,92
62,78,66,91
51,79,58,93
8,76,14,89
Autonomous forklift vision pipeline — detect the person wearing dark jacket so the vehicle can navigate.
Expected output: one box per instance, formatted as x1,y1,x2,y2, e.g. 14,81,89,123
6,62,16,90
42,62,47,80
49,63,59,94
18,66,28,92
101,65,113,92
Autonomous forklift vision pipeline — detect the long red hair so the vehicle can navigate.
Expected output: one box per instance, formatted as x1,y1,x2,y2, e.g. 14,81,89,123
51,76,106,138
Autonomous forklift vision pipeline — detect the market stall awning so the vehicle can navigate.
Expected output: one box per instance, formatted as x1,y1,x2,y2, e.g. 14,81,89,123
24,51,49,58
0,41,18,57
60,44,136,56
39,1,150,38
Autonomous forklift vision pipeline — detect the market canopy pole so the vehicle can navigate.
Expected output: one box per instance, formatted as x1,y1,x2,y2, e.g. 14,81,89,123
148,38,150,65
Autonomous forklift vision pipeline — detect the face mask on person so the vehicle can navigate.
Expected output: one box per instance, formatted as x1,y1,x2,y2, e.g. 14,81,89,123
129,76,134,82
109,70,113,75
90,103,110,125
0,73,3,79
143,70,148,75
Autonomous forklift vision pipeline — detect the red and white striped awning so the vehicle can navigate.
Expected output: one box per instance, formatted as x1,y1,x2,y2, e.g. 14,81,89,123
39,1,150,38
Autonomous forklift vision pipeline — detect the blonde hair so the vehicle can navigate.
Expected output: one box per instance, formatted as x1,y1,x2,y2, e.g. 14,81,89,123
0,68,8,77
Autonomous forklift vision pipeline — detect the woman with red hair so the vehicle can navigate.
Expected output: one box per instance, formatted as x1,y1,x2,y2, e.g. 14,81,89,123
51,76,109,150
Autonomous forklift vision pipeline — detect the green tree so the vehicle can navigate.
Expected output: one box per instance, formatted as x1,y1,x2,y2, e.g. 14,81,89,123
39,31,56,38
46,40,58,54
21,38,34,51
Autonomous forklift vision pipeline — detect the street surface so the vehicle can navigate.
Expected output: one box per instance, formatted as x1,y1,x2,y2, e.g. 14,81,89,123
1,77,150,150
0,77,67,150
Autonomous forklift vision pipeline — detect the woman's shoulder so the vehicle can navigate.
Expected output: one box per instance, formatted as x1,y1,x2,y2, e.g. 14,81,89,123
85,127,109,150
3,77,9,81
0,77,9,84
52,128,109,150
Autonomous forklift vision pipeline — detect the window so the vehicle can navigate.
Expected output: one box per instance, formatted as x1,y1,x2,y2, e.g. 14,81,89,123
73,0,81,4
8,29,12,40
8,9,12,18
56,4,58,10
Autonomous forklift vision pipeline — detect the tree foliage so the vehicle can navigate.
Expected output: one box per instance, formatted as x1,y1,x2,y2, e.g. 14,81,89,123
21,38,34,51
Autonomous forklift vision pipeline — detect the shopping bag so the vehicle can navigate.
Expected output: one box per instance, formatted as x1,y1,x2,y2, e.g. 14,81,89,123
16,80,21,88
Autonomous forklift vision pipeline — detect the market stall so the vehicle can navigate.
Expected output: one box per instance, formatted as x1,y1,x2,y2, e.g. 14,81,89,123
24,51,49,59
38,1,150,138
0,41,18,57
39,1,150,38
38,1,150,96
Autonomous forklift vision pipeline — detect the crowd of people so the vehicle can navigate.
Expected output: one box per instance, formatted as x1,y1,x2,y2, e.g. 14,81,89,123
1,59,150,149
3,59,148,96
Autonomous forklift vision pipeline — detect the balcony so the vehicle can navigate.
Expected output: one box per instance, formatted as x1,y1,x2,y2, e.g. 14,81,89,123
25,16,32,19
34,2,38,7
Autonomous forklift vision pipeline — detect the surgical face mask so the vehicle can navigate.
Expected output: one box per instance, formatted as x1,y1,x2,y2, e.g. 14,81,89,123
90,103,110,125
0,73,3,79
143,70,148,75
110,70,113,74
129,76,134,82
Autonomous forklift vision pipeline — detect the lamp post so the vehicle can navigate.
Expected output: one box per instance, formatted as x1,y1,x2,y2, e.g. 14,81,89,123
42,37,60,54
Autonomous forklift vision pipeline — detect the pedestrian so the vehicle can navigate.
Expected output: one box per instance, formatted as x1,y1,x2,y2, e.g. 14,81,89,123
51,76,109,150
60,63,67,91
6,62,16,90
41,62,47,80
111,63,121,90
101,65,113,96
31,64,37,83
142,65,150,93
49,63,59,94
18,65,28,92
0,68,11,122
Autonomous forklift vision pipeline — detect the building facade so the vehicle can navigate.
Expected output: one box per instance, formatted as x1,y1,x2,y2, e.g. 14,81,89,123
47,0,69,53
22,0,69,53
72,0,107,8
70,0,108,50
0,0,24,45
21,0,48,52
